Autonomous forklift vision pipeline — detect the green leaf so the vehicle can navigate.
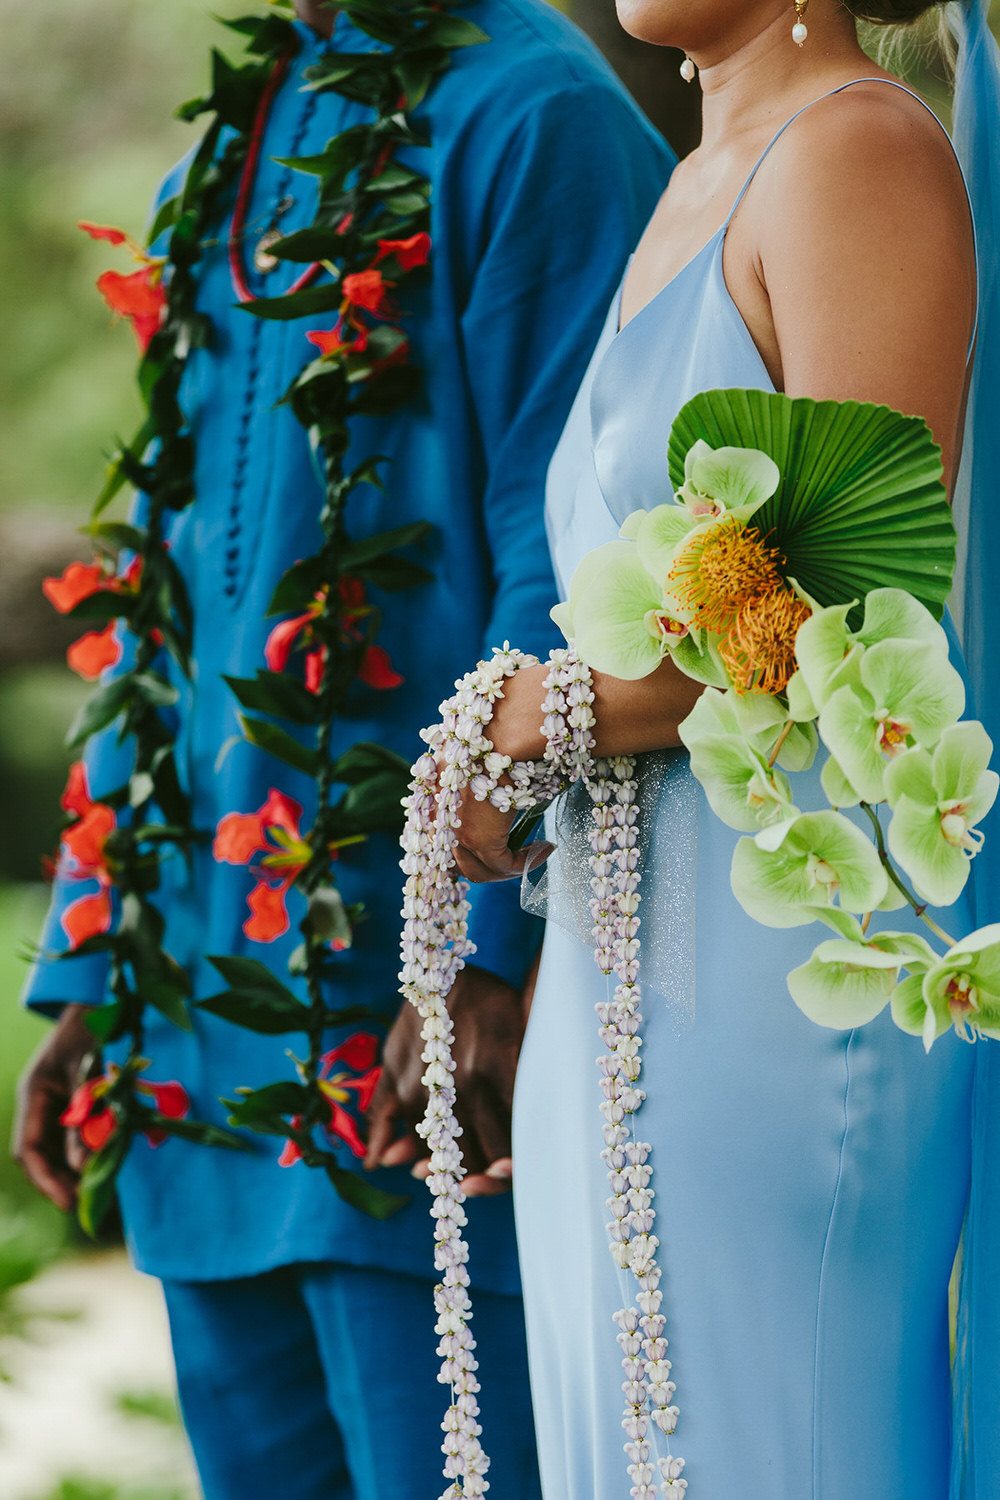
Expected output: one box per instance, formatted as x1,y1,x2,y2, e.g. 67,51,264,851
239,281,342,321
667,390,956,619
324,1163,409,1220
239,716,319,776
269,555,328,616
147,193,181,245
331,741,411,784
336,769,409,836
77,1127,130,1239
146,1115,246,1150
268,227,345,263
225,1080,310,1122
66,675,133,749
85,1000,127,1045
201,957,310,1035
224,672,320,725
340,522,432,572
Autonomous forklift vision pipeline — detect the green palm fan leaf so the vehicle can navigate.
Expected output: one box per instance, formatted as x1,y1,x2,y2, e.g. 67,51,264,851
666,389,957,618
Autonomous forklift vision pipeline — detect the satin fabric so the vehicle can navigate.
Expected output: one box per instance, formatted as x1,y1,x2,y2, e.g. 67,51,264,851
515,78,997,1498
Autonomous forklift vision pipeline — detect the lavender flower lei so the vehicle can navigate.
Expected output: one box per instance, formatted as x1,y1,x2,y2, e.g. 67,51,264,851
399,645,688,1499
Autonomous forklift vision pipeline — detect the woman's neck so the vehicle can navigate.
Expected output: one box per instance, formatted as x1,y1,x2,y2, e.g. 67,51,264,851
294,0,335,38
694,7,875,153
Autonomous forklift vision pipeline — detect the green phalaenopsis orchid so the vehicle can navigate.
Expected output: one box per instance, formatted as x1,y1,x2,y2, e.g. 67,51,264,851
552,385,998,1052
885,722,999,907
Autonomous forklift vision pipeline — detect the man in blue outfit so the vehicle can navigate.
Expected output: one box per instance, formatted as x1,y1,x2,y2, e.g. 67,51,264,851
14,1,672,1495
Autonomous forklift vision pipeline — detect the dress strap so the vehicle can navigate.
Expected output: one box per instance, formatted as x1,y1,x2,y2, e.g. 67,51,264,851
723,76,979,357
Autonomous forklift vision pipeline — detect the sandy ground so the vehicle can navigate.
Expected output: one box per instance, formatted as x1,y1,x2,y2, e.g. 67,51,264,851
0,1249,199,1500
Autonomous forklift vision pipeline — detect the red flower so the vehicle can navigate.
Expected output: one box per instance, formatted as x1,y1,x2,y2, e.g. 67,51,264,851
305,324,368,359
78,221,129,247
57,764,116,950
374,232,431,271
67,622,122,680
60,1070,190,1152
136,1077,191,1148
318,1034,381,1158
213,789,310,942
341,268,392,316
43,561,108,614
96,266,167,352
278,1126,305,1168
265,609,317,674
358,644,404,691
60,1076,117,1151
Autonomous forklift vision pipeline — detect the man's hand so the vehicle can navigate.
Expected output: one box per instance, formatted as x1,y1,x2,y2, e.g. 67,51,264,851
12,1005,97,1212
364,964,528,1196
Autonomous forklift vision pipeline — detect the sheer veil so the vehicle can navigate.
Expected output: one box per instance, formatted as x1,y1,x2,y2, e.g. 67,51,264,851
947,3,1000,1493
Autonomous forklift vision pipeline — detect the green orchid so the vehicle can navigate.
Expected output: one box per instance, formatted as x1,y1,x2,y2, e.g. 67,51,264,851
551,539,728,685
550,541,669,681
818,637,965,804
884,721,998,907
789,588,951,724
730,809,888,928
788,921,937,1029
674,439,780,520
891,924,1000,1050
679,686,817,773
620,505,697,591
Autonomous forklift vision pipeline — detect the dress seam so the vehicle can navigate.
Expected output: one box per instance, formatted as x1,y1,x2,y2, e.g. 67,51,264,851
811,1028,856,1498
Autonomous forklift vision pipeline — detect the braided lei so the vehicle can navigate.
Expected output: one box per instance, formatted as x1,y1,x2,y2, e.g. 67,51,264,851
400,646,687,1498
42,0,486,1232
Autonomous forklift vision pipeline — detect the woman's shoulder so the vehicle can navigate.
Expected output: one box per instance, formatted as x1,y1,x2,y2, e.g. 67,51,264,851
759,76,971,239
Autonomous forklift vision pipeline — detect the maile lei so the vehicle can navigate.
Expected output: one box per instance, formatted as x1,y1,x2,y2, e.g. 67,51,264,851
400,389,1000,1496
41,0,486,1234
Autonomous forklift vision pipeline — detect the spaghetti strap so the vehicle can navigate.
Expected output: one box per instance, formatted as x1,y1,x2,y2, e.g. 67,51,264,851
724,76,979,356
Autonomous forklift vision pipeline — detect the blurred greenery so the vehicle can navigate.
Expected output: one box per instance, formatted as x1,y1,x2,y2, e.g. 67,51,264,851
36,1481,188,1500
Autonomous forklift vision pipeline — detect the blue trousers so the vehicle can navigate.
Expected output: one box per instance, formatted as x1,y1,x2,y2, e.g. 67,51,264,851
162,1263,542,1500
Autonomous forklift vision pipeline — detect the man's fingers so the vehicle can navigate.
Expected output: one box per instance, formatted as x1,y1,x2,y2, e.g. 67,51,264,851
379,1134,421,1168
13,1079,79,1213
17,1143,78,1213
463,1165,513,1197
363,1081,401,1171
469,1083,512,1170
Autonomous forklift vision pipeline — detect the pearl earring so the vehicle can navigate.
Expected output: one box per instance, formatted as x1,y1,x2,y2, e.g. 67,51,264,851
680,54,696,83
792,0,809,46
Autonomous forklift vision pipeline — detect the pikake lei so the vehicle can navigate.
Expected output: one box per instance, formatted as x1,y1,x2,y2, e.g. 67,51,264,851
400,645,687,1498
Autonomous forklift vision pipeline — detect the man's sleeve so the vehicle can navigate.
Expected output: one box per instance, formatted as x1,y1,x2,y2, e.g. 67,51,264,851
459,80,674,989
21,159,196,1019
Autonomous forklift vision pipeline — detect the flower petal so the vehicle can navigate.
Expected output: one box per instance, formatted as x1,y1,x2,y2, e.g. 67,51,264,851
327,1102,367,1158
322,1033,380,1073
67,624,122,680
264,613,312,673
213,811,266,865
61,889,112,949
358,644,404,690
244,880,291,942
687,444,780,513
43,561,107,614
787,940,899,1029
562,541,667,680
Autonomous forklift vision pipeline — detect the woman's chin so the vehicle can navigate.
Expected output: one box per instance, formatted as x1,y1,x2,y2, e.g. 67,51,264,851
614,0,677,46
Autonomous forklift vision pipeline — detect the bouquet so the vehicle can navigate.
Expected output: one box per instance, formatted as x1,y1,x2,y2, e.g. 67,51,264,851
398,388,999,1500
554,388,1000,1050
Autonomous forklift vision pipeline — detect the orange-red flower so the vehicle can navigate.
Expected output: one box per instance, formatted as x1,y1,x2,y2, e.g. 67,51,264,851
60,1069,190,1152
61,1077,118,1151
341,268,392,316
44,556,141,679
374,232,431,271
263,577,403,695
80,221,168,352
213,789,311,942
306,324,368,358
57,763,116,950
43,560,109,614
67,622,123,680
96,267,168,352
279,1034,381,1166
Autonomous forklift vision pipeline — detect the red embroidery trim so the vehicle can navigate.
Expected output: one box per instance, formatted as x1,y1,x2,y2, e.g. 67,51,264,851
228,51,324,304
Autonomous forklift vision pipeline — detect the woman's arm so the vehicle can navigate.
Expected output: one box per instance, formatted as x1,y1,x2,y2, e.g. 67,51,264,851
451,85,977,886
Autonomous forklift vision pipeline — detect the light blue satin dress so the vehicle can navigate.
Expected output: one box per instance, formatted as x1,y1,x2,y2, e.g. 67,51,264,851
513,80,1000,1499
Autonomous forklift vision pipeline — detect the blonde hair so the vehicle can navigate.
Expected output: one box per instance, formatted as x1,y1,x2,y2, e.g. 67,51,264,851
854,5,956,72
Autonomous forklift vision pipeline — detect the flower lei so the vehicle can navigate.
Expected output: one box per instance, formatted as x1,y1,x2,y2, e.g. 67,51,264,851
400,646,686,1499
43,0,486,1231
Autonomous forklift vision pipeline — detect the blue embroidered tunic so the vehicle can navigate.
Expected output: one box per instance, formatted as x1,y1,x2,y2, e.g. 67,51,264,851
24,0,673,1287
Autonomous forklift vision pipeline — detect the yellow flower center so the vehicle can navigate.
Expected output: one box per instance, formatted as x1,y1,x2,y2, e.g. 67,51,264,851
874,710,909,755
669,519,784,634
718,588,811,695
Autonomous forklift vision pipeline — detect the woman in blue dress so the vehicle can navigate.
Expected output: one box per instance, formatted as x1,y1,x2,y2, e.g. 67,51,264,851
451,0,1000,1494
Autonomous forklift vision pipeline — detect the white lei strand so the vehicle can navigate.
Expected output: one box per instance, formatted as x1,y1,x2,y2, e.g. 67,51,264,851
399,644,686,1499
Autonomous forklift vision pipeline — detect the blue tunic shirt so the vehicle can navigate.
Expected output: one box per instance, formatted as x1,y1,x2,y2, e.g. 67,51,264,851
24,1,673,1287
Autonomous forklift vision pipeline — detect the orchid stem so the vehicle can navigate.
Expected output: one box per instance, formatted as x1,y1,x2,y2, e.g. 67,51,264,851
768,719,795,768
860,802,957,949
